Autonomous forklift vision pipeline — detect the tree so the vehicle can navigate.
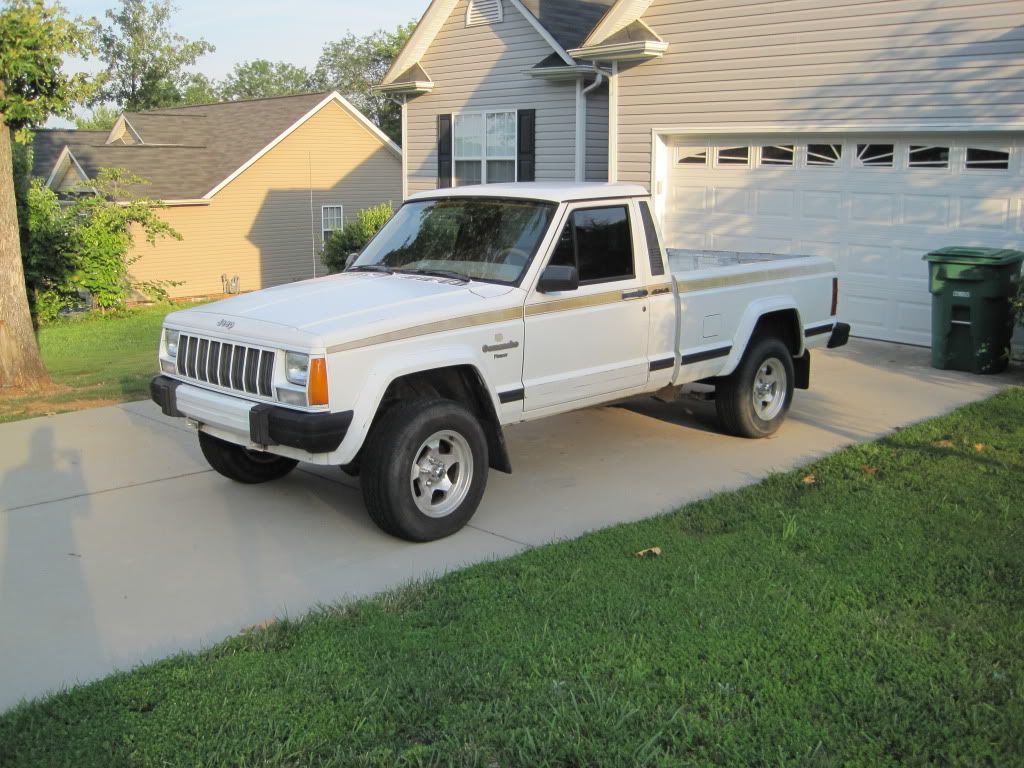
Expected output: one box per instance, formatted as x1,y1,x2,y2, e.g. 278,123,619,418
220,59,313,102
74,104,119,130
313,22,416,142
94,0,214,111
0,0,98,390
178,72,218,105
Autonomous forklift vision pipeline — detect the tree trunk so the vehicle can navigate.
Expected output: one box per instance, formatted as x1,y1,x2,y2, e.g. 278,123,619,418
0,122,51,390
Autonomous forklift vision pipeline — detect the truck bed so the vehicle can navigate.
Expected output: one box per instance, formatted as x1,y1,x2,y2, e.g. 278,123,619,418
667,248,811,273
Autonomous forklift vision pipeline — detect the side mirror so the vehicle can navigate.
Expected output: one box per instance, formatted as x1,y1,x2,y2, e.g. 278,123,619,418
537,264,579,293
343,252,359,270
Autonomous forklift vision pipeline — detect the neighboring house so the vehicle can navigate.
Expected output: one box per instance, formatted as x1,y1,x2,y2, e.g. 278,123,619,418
32,92,402,298
378,0,1024,346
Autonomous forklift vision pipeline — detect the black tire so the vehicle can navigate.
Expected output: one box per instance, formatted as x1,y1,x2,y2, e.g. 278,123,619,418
360,398,489,542
716,337,795,438
198,431,298,484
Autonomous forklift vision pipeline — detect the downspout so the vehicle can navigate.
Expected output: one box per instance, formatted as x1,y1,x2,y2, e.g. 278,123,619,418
608,61,619,182
386,94,409,199
575,64,605,182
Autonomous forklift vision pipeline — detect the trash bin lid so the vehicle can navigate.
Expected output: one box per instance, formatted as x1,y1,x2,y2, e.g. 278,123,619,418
923,246,1024,266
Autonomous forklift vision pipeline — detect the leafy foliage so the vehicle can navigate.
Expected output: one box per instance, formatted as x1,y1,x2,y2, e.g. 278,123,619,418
0,0,99,130
73,104,119,130
23,169,182,321
323,201,394,272
313,22,416,142
177,71,218,105
93,0,214,111
220,59,313,101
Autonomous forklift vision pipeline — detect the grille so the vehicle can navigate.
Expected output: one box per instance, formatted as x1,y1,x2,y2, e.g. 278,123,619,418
175,333,275,398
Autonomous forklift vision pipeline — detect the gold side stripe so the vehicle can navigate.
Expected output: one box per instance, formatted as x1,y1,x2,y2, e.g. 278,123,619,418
326,307,523,353
675,264,829,293
525,289,625,316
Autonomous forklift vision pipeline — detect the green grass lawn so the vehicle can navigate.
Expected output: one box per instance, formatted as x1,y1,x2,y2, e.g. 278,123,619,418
0,304,194,423
1,390,1022,767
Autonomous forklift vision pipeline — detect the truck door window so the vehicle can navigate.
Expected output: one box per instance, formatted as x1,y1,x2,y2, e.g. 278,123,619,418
549,205,634,285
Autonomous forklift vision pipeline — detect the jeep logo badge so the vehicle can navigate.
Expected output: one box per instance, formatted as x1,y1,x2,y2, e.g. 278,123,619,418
217,319,235,330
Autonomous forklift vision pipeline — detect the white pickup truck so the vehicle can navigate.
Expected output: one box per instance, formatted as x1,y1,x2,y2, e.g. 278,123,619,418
151,183,849,541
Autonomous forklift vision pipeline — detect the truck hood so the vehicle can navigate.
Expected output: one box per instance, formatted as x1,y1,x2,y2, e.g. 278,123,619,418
165,272,519,350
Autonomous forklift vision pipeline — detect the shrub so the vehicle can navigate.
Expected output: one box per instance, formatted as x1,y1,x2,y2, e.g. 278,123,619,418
22,169,182,322
322,201,394,273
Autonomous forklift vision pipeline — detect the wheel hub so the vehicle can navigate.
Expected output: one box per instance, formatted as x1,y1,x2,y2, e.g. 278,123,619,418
752,356,788,421
409,430,474,518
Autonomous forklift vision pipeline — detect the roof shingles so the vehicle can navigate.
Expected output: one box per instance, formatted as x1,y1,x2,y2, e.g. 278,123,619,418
33,92,332,200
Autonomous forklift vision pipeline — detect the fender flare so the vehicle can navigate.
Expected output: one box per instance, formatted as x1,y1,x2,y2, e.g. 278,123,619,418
719,297,804,377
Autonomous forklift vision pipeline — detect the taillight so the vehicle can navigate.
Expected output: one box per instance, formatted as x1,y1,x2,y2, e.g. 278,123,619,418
831,277,839,317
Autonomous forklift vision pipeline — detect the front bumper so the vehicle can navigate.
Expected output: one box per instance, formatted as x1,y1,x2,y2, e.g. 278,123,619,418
150,375,352,454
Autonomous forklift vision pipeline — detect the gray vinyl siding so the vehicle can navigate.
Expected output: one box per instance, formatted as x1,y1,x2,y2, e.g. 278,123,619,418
406,0,578,192
585,84,609,182
616,0,1024,186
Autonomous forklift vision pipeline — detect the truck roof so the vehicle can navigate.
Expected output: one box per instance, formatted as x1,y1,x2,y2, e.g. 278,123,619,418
407,182,651,204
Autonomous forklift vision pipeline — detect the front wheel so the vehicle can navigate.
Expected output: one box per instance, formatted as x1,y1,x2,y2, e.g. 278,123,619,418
198,431,298,484
715,337,795,438
360,398,489,541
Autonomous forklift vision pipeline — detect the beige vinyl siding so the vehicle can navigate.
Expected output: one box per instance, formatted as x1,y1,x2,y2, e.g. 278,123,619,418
585,84,609,182
617,0,1024,186
128,101,401,297
406,0,578,192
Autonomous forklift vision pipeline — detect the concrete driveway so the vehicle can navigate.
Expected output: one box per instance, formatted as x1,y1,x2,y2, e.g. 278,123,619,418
0,339,1019,711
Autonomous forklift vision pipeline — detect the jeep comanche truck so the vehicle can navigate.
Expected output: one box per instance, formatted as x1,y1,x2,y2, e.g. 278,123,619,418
151,182,850,541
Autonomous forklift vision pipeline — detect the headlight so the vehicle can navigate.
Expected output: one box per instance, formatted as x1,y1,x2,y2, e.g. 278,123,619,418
164,328,179,357
285,352,310,386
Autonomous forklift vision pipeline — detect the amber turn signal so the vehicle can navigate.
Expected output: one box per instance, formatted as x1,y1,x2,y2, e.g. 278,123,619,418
308,358,329,406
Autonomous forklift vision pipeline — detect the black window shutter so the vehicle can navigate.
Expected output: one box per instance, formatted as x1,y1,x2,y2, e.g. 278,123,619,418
437,114,452,188
517,109,536,182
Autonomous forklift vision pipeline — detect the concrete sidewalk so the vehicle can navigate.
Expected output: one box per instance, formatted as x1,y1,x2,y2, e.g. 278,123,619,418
0,339,1019,711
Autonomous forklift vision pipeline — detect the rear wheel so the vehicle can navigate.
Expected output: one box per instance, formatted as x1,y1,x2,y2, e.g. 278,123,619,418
360,398,488,541
716,337,795,438
198,431,298,484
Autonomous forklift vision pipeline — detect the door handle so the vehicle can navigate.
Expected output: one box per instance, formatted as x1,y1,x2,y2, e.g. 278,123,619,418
621,288,649,301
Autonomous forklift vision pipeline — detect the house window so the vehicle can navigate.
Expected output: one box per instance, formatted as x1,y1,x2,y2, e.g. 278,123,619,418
965,147,1010,170
677,148,708,166
549,206,634,285
856,143,894,167
760,145,794,166
716,146,750,167
807,144,842,167
322,205,343,243
909,145,949,168
453,110,516,185
466,0,502,26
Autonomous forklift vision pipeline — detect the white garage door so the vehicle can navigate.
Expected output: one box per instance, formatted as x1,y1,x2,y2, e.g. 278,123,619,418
658,134,1024,345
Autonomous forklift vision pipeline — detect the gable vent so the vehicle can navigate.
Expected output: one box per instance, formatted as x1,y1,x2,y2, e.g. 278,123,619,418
466,0,502,26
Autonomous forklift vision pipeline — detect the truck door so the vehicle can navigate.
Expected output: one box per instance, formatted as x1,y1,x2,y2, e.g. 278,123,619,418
522,201,651,411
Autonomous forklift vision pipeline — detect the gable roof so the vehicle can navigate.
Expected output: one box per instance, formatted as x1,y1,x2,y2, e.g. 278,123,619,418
382,0,620,86
32,92,400,201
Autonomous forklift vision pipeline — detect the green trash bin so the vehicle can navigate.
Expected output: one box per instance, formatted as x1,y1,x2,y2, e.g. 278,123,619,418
923,246,1023,374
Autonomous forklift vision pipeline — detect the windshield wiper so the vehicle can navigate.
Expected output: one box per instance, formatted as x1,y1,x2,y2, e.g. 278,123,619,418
346,264,393,274
395,268,471,283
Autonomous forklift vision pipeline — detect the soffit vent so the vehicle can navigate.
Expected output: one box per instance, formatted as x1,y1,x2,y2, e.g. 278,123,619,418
467,0,502,26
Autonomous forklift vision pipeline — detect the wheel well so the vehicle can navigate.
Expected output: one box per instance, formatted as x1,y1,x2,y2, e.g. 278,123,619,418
374,366,512,474
750,309,802,356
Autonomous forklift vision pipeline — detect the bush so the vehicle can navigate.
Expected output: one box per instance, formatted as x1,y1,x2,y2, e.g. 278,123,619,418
22,169,182,322
322,201,394,273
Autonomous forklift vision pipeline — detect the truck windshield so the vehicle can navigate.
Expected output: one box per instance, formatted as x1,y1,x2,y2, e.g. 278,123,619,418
351,198,556,285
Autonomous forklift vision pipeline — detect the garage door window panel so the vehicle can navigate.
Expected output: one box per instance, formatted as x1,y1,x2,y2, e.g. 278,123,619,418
715,146,750,167
856,143,894,168
759,145,794,167
909,145,949,169
965,147,1010,171
677,147,708,166
806,144,842,167
552,206,635,285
